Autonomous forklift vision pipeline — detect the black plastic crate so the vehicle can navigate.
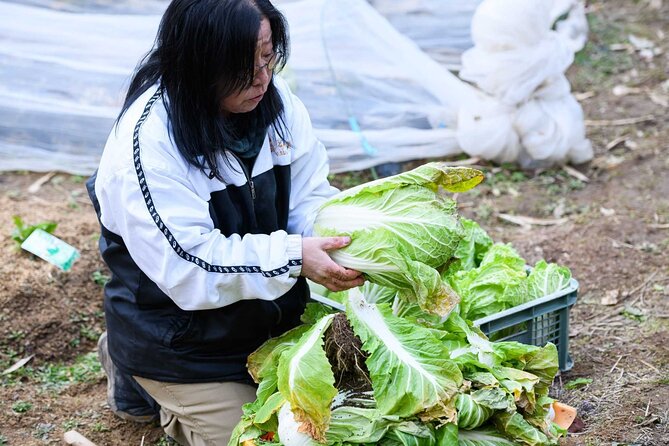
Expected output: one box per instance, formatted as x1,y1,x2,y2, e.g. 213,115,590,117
473,278,579,372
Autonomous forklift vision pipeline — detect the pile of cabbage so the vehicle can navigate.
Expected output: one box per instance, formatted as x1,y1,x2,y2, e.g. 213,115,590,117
229,163,571,446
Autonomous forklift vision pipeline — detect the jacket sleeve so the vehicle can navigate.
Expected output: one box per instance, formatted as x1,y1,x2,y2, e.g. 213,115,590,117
280,81,339,238
96,163,302,311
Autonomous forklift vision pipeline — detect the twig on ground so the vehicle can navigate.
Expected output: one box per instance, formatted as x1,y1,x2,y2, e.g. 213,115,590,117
574,91,596,100
563,165,590,182
609,355,624,374
606,136,629,151
497,213,569,228
27,172,56,194
585,115,655,127
625,271,659,304
607,236,637,250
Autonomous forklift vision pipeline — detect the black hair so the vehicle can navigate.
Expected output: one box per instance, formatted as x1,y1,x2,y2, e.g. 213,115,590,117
119,0,289,179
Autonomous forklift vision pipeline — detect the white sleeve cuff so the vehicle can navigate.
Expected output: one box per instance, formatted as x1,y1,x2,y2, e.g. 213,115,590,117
286,234,303,277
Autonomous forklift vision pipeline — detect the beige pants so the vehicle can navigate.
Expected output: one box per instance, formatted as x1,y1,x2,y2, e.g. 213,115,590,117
134,376,257,446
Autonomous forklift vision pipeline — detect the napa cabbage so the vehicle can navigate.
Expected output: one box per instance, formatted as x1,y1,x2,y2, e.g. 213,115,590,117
313,162,484,316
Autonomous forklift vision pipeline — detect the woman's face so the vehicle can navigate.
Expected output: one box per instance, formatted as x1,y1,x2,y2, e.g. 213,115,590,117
220,18,274,115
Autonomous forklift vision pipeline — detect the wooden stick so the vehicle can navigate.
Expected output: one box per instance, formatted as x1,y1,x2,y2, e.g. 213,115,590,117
27,172,56,194
585,115,655,127
63,430,97,446
609,355,624,374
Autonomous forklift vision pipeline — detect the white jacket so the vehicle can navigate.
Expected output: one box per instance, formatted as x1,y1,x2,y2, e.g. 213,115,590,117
94,77,337,311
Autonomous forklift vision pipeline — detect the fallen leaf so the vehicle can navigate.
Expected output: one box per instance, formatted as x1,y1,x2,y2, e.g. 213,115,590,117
563,165,590,182
2,355,34,375
649,91,669,107
601,289,620,306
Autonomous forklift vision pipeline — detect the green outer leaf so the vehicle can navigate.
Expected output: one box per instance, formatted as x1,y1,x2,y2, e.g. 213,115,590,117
451,218,493,273
449,244,527,321
456,393,495,430
435,423,458,446
11,215,58,245
457,428,517,446
493,411,555,446
322,163,484,202
456,388,512,430
521,261,571,302
346,289,462,420
247,324,311,405
254,391,286,430
380,421,437,446
314,164,482,317
326,398,393,444
277,314,337,441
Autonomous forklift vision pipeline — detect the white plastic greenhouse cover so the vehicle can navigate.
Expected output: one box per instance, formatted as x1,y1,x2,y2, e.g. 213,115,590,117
0,0,591,175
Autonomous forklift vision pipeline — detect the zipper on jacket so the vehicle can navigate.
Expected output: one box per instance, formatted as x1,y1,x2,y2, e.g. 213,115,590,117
229,152,256,201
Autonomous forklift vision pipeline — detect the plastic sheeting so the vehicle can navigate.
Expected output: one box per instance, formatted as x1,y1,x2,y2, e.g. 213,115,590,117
0,0,591,175
0,1,163,174
369,0,482,70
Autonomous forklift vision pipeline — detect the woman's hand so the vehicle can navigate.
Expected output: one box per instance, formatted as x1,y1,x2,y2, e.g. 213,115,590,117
301,237,365,292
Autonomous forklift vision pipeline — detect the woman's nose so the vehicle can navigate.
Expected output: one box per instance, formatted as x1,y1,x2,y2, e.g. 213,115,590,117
253,67,271,86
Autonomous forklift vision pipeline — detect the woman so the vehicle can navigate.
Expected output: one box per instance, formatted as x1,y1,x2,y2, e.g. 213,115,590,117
86,0,364,444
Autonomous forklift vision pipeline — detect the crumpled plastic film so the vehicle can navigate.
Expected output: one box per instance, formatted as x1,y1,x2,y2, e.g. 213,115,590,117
457,0,593,167
1,0,591,175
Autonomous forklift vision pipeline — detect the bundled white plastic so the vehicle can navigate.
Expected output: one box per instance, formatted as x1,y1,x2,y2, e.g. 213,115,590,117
457,0,592,166
0,0,591,175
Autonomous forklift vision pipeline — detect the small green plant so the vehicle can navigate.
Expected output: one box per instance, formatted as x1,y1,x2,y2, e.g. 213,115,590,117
33,423,55,440
8,330,26,341
36,352,102,391
621,306,645,322
0,433,7,445
62,419,81,430
91,270,111,287
80,325,99,341
564,377,593,390
92,422,110,433
154,435,177,446
11,216,57,246
12,400,33,413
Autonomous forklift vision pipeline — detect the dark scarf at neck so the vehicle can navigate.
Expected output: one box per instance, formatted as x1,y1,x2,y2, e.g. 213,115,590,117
227,113,268,159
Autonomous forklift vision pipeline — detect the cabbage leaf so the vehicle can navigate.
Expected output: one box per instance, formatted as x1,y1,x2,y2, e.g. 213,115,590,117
346,288,463,421
314,163,484,316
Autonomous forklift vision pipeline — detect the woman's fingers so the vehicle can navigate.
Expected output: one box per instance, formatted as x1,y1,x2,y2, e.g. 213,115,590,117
301,236,364,291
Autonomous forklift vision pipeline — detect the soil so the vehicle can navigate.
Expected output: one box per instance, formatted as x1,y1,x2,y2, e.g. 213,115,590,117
324,313,371,393
1,0,669,445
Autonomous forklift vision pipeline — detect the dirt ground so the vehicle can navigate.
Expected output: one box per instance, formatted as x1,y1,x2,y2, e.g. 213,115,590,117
1,0,668,445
